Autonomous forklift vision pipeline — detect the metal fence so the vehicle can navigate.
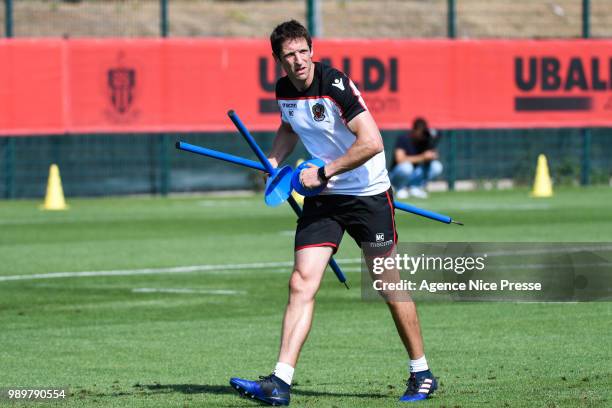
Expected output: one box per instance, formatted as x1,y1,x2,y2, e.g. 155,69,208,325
1,0,611,198
2,129,611,199
3,0,612,39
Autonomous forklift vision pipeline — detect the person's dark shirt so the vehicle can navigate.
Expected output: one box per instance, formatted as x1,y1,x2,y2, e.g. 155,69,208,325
391,132,434,169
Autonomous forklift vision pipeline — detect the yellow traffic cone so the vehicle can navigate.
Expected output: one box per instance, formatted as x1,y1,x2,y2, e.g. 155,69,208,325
42,164,68,210
531,154,553,198
291,158,305,206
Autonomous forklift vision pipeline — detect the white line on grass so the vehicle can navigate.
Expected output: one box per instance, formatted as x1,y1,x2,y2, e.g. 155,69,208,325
438,203,552,211
0,259,362,282
4,245,608,283
514,301,580,304
132,288,246,295
197,199,260,207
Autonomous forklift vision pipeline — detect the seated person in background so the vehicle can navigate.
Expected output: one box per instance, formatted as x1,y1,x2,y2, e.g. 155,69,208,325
389,117,443,199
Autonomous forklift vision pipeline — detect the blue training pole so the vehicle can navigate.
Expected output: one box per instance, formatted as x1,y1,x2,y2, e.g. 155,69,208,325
227,110,350,288
176,142,267,172
228,110,276,175
394,201,463,225
228,110,462,226
176,139,463,227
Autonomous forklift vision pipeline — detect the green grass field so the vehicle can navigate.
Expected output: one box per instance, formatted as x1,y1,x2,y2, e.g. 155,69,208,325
1,187,611,407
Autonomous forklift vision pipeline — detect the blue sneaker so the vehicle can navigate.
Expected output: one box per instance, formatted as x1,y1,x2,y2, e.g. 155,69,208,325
400,370,438,402
230,374,291,406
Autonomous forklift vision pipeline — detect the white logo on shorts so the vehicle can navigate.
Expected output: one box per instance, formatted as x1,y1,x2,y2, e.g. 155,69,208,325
376,233,385,242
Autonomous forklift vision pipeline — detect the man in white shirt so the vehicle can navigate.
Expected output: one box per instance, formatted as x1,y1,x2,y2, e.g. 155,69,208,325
230,20,437,405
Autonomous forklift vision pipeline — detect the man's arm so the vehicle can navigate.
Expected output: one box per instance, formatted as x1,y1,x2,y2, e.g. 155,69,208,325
268,121,300,169
300,111,383,188
324,111,384,176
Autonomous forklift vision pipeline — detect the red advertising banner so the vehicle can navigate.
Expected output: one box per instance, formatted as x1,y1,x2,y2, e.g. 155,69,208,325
0,40,65,135
1,38,611,135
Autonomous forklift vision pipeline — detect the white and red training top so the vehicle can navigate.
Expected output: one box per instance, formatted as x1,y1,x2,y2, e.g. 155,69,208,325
276,62,390,196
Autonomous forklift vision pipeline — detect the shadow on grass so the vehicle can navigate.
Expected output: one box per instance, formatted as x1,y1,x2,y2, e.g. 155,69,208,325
135,383,388,399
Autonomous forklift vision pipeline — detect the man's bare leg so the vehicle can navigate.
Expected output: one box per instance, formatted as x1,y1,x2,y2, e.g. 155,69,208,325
365,250,425,359
387,300,425,359
229,246,332,404
366,249,437,401
277,246,333,367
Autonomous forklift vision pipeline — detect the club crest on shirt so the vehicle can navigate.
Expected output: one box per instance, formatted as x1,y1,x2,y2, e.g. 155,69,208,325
311,103,326,122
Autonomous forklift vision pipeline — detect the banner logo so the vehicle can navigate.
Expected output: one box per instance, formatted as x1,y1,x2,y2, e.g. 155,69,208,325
108,67,136,114
104,52,140,124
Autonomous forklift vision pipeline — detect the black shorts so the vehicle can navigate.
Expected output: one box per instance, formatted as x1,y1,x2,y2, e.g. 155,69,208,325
295,187,397,256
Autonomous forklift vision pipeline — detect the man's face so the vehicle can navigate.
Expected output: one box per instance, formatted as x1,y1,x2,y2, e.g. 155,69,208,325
277,37,313,82
413,128,425,139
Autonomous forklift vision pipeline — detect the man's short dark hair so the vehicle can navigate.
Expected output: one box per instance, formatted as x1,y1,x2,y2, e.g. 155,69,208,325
270,20,312,59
